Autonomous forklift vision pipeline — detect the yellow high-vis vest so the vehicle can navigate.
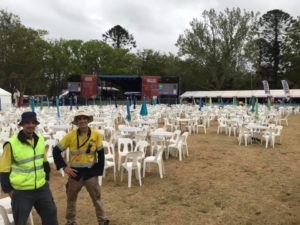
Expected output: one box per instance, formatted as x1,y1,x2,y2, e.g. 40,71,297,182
9,135,46,190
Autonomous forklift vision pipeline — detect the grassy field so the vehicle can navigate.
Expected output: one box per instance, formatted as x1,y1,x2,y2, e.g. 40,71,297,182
35,114,300,225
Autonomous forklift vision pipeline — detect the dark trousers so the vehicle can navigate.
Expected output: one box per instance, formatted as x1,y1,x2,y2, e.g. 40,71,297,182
11,182,58,225
66,176,107,225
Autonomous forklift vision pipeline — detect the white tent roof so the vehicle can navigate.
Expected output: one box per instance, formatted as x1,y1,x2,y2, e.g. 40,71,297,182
180,89,300,98
0,88,12,110
290,89,300,97
0,88,11,96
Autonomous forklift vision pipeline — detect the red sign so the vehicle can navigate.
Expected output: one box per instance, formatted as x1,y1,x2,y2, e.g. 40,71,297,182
141,76,161,101
81,74,97,98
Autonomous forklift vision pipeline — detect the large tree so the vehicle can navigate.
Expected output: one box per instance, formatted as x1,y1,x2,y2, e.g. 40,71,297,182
257,9,294,88
0,10,49,99
285,17,300,88
176,8,257,90
102,25,136,50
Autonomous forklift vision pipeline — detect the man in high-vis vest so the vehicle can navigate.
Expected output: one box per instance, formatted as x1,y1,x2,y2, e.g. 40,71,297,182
53,109,109,225
0,111,58,225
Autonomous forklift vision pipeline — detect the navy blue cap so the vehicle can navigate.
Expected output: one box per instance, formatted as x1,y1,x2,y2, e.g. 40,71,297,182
18,111,40,126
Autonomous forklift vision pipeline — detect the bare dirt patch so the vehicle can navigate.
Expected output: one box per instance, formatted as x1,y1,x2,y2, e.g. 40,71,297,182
41,115,300,225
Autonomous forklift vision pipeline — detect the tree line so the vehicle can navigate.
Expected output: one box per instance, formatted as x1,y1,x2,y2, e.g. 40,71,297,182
0,8,299,99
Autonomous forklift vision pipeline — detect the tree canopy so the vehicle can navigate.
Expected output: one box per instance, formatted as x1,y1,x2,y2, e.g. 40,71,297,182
176,8,258,90
1,8,300,99
256,9,295,88
102,25,136,50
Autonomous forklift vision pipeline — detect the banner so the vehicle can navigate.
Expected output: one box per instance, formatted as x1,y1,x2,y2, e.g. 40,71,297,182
281,80,290,96
68,82,81,92
262,80,270,95
81,74,97,98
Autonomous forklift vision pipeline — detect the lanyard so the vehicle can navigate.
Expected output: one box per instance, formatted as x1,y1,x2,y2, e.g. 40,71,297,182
76,128,91,150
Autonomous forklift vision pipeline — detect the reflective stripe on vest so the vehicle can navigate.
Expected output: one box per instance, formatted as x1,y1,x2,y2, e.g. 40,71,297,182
9,134,46,190
69,150,96,156
14,154,44,165
70,162,96,168
11,165,44,173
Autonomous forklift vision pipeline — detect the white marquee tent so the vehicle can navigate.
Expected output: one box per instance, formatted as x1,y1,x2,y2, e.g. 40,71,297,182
180,89,300,98
0,88,12,110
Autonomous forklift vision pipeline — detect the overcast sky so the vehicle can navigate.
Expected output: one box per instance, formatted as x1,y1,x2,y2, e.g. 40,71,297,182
1,0,299,54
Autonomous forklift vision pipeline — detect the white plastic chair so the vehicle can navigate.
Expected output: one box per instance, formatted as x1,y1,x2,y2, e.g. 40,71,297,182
45,138,64,177
279,113,290,126
120,151,143,188
181,132,189,157
0,197,34,225
195,118,206,134
238,127,251,146
0,205,12,225
270,125,283,148
143,147,164,178
150,136,165,156
99,142,116,186
117,138,133,171
168,136,184,161
169,130,181,145
52,131,66,143
163,118,174,131
217,118,228,135
133,140,149,158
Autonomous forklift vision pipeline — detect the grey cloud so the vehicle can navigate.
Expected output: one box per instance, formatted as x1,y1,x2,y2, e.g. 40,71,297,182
1,0,299,53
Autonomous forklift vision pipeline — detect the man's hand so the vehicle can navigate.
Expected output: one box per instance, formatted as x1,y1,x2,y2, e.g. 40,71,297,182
63,166,78,177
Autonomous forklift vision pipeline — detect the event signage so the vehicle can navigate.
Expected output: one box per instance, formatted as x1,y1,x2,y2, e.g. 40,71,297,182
281,80,290,96
141,76,160,101
81,74,97,98
262,80,270,95
68,82,81,92
158,83,178,95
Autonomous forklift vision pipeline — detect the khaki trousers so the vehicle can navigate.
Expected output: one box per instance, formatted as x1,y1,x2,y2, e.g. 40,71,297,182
65,176,107,225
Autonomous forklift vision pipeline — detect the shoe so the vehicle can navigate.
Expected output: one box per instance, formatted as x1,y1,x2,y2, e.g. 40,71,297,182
99,219,110,225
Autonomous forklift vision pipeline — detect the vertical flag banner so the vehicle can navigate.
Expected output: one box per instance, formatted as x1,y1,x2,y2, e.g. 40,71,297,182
262,80,271,95
56,96,60,118
281,80,290,101
30,96,35,112
133,96,136,109
126,97,131,121
74,95,78,109
140,97,148,116
251,98,255,113
69,96,73,110
220,98,224,109
114,97,117,108
40,96,43,111
199,98,202,111
255,98,259,119
267,97,271,110
47,97,50,108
